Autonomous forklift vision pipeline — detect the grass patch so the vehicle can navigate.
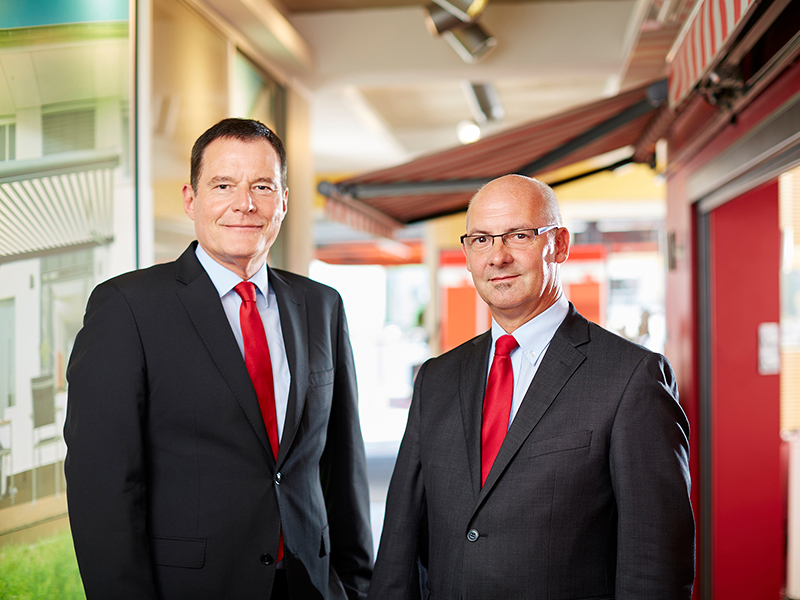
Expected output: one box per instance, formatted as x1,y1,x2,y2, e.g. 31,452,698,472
0,528,85,599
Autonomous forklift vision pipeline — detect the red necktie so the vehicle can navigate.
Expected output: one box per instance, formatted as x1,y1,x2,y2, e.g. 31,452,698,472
481,334,518,486
234,281,283,562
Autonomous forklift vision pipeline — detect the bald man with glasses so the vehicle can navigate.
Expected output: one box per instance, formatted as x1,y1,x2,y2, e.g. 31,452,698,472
369,174,695,600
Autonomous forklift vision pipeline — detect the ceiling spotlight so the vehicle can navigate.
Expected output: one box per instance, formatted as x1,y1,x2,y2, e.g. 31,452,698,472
425,3,465,36
457,120,481,144
432,0,490,22
461,81,504,123
444,23,496,63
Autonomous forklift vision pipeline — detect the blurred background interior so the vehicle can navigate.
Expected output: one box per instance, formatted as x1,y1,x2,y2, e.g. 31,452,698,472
1,0,800,597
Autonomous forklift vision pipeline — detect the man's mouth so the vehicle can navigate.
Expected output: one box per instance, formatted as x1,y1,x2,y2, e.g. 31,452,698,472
490,274,518,283
222,224,262,229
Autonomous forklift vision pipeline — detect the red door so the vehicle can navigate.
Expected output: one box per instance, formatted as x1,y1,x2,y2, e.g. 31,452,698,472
705,180,782,598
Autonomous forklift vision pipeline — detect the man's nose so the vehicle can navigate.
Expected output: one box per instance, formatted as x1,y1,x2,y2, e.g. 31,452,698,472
487,237,513,265
232,188,255,212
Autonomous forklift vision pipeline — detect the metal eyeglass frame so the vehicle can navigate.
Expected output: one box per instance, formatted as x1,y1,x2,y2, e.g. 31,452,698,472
460,225,559,250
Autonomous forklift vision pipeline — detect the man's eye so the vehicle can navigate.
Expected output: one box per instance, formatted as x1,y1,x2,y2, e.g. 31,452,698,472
254,185,275,193
474,236,489,244
513,232,532,241
217,184,230,190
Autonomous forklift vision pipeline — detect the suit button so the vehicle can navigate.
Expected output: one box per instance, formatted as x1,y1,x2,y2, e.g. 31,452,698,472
466,529,479,542
261,553,274,565
275,472,282,484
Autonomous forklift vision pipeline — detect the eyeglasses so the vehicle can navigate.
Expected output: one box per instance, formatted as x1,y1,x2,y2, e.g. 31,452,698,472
460,225,559,253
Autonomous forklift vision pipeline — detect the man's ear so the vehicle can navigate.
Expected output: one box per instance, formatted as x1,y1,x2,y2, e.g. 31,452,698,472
461,243,472,273
182,184,196,220
554,227,570,264
280,188,289,220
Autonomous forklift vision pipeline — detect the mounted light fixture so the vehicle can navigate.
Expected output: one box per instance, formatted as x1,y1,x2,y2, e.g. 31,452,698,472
457,120,481,144
432,0,490,22
424,3,496,63
424,3,465,36
461,80,504,123
425,0,497,63
443,24,496,63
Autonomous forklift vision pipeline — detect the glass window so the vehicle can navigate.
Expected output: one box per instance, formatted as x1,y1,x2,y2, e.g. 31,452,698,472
781,165,800,431
42,108,95,154
0,4,133,578
232,51,284,136
0,122,16,161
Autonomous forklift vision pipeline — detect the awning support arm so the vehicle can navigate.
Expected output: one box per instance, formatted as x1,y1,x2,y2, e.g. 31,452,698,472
516,97,656,175
403,156,636,223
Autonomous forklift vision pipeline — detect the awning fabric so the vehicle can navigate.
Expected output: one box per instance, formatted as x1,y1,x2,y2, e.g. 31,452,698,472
667,0,758,109
319,80,667,230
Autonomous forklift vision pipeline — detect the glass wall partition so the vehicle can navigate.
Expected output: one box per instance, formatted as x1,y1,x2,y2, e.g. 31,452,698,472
0,2,134,520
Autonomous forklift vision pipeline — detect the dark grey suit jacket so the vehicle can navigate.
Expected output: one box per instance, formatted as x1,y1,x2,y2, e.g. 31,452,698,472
65,243,372,599
369,304,694,600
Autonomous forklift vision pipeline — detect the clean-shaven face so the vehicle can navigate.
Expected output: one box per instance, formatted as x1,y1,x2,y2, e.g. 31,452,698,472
462,176,569,331
183,136,288,279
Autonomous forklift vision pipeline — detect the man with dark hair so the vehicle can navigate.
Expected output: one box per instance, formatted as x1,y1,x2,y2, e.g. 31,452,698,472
65,118,373,600
369,174,694,599
189,118,288,191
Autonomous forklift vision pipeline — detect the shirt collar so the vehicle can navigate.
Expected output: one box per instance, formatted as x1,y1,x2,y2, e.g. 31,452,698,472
490,294,569,362
195,244,270,304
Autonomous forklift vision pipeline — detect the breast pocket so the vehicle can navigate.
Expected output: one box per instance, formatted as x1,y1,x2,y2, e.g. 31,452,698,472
309,367,334,388
523,430,593,459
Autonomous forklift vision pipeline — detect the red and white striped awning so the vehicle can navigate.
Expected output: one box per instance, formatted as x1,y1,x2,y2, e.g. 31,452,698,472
667,0,758,109
320,80,667,231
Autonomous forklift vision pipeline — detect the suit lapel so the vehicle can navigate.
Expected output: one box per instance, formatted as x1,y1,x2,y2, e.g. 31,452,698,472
459,332,492,495
173,244,273,457
269,268,308,468
476,305,589,505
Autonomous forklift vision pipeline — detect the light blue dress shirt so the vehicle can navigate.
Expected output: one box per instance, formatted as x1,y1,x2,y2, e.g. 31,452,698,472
487,294,569,428
195,245,291,440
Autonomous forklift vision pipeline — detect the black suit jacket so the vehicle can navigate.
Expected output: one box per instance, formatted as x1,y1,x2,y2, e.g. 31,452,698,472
65,243,373,599
369,304,694,600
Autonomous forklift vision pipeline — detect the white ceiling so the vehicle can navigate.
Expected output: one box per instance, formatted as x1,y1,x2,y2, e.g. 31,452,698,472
287,1,643,172
196,0,689,176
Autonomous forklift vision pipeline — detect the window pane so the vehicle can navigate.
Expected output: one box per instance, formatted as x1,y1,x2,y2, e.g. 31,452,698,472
42,108,95,154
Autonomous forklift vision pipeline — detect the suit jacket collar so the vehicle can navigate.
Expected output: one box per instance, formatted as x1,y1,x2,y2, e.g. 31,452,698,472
462,303,590,508
459,331,492,496
174,243,301,466
268,266,308,468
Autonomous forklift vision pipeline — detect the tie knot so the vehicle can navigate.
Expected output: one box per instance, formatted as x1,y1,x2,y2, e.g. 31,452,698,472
234,281,257,303
495,334,518,357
